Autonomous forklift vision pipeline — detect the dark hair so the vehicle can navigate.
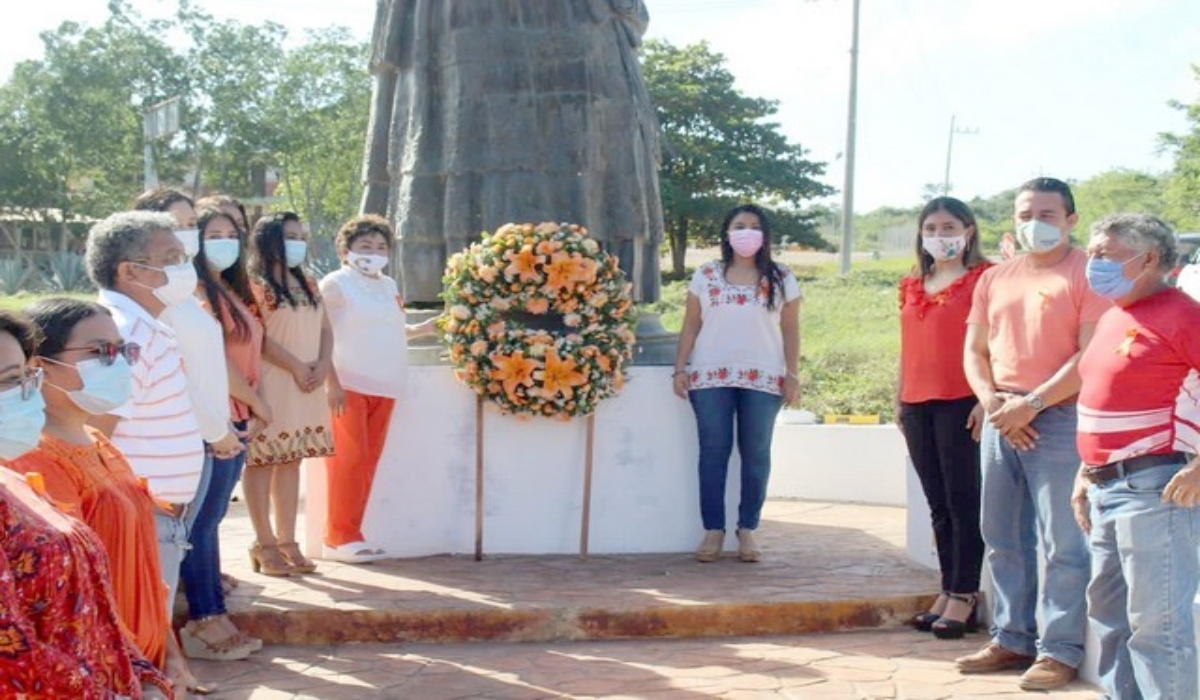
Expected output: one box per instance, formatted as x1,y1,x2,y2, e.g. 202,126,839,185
913,197,988,277
719,203,786,310
335,214,393,253
194,207,256,341
1019,177,1076,216
21,298,112,358
0,311,39,360
249,212,316,308
196,194,250,233
132,187,194,213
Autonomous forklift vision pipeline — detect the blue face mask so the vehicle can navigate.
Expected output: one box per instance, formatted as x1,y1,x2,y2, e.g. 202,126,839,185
1086,253,1145,299
285,240,308,268
0,384,46,460
204,239,241,272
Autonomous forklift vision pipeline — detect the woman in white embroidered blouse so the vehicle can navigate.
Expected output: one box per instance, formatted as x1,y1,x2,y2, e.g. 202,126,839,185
671,204,801,563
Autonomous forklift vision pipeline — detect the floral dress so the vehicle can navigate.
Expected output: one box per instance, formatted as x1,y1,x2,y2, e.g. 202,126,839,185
248,273,335,467
0,467,168,699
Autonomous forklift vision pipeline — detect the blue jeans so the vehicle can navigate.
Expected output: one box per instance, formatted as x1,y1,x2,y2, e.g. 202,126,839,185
154,510,189,613
1087,462,1199,700
180,424,246,618
688,387,783,531
979,404,1090,667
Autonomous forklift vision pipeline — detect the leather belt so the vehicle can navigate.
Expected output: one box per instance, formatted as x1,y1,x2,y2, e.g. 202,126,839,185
1082,452,1191,485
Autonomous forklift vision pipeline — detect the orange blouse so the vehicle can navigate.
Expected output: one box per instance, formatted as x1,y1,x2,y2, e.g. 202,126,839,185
898,263,992,403
7,429,169,668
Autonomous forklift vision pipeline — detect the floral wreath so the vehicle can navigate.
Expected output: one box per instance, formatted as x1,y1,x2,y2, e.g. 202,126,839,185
439,222,636,419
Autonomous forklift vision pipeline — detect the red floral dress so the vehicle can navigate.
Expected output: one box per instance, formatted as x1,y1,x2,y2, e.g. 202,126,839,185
0,467,168,699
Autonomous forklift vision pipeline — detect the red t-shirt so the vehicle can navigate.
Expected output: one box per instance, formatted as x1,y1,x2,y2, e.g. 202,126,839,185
1077,287,1200,466
898,263,992,403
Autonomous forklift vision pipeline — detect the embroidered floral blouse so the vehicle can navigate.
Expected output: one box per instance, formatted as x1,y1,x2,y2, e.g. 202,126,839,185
685,260,802,396
0,467,168,699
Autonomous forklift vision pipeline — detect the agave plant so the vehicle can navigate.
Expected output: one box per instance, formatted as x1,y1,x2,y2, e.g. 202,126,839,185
0,256,32,296
44,251,94,293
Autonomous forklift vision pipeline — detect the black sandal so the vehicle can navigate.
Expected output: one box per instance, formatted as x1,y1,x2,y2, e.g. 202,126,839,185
932,592,978,640
909,592,948,632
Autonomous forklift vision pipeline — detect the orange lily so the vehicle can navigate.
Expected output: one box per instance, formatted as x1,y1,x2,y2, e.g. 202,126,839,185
541,349,588,400
505,245,541,283
490,351,539,398
543,252,584,294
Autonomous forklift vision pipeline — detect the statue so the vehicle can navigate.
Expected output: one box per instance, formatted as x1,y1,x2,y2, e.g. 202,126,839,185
362,0,664,305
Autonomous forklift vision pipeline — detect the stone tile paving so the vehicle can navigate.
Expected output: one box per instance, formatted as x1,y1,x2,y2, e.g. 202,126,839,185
189,630,1100,699
218,499,942,644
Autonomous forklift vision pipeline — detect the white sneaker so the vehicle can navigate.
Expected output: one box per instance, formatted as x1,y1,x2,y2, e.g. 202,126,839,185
322,541,388,564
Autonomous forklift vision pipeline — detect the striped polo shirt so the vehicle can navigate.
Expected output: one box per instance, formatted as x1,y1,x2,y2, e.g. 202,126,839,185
98,289,205,504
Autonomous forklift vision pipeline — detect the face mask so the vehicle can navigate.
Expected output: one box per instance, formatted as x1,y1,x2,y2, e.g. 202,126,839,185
204,239,241,272
285,240,308,268
0,385,46,460
175,228,201,257
46,356,132,415
347,251,389,276
729,229,764,258
136,262,197,307
921,235,967,261
1086,253,1146,299
1015,220,1064,252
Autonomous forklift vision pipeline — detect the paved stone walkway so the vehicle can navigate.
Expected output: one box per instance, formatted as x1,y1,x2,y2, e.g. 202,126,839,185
190,630,1099,699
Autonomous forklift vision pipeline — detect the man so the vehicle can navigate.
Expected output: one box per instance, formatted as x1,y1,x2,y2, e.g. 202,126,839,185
85,211,207,608
1072,214,1200,699
957,177,1109,691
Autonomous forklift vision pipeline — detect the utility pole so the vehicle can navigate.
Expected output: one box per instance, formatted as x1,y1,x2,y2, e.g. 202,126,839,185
143,97,181,190
838,0,861,276
942,115,978,195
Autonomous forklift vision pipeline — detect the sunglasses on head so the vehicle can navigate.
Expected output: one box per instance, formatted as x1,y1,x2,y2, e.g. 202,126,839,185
56,341,141,366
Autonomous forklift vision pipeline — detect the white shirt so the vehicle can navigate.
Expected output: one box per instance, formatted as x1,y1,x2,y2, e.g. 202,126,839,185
159,295,233,443
98,289,205,504
685,260,802,396
320,266,407,399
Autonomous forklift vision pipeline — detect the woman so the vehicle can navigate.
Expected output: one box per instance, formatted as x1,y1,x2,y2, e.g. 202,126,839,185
0,310,170,699
672,204,802,563
245,212,339,575
319,215,438,562
897,196,991,639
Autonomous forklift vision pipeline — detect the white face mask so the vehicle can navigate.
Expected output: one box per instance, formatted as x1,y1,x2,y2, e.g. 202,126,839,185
204,239,241,272
285,240,308,268
1015,220,1064,252
46,356,132,415
0,384,46,460
921,235,967,261
134,261,198,307
174,228,201,257
347,251,389,276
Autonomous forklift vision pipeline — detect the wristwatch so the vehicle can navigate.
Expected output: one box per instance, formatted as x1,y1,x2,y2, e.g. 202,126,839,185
1025,393,1046,412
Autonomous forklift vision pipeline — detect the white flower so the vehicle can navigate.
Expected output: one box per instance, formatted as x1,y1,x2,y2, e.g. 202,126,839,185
582,239,600,254
529,343,548,358
490,298,511,312
450,305,472,321
588,292,608,308
563,313,582,327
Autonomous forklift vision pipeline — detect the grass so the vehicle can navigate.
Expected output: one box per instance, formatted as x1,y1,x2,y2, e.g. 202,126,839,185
0,292,92,313
648,256,908,421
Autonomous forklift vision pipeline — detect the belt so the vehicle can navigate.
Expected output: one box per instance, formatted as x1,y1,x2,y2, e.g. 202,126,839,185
1082,452,1191,485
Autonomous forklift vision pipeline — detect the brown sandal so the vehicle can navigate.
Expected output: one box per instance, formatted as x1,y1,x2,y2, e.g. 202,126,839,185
248,543,291,577
278,541,318,574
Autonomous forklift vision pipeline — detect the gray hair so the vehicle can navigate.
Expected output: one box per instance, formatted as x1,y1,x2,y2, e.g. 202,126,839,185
1089,213,1177,273
85,211,177,289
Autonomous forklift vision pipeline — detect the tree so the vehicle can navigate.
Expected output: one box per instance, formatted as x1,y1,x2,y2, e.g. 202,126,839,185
640,40,832,276
1162,65,1200,231
1071,169,1167,234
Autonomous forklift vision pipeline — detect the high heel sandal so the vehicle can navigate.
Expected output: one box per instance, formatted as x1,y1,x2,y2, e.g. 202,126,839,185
909,592,948,632
178,617,256,661
278,541,318,574
248,543,292,577
932,592,979,640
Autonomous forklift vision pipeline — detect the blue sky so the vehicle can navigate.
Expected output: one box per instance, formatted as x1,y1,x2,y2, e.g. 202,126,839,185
3,0,1198,212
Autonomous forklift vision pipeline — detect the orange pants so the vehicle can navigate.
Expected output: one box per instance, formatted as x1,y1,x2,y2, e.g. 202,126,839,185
325,389,395,547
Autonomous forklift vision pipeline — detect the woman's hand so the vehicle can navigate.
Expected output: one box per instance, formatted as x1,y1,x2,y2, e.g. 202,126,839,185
248,397,272,437
782,375,800,406
671,370,690,399
326,378,346,417
310,357,332,387
290,360,314,392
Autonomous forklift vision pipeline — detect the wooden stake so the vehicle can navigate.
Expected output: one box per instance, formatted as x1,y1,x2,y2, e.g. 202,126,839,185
579,413,596,558
474,395,484,561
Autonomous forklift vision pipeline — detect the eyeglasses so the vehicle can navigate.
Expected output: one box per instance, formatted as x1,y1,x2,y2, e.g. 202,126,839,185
56,341,141,366
0,367,44,400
